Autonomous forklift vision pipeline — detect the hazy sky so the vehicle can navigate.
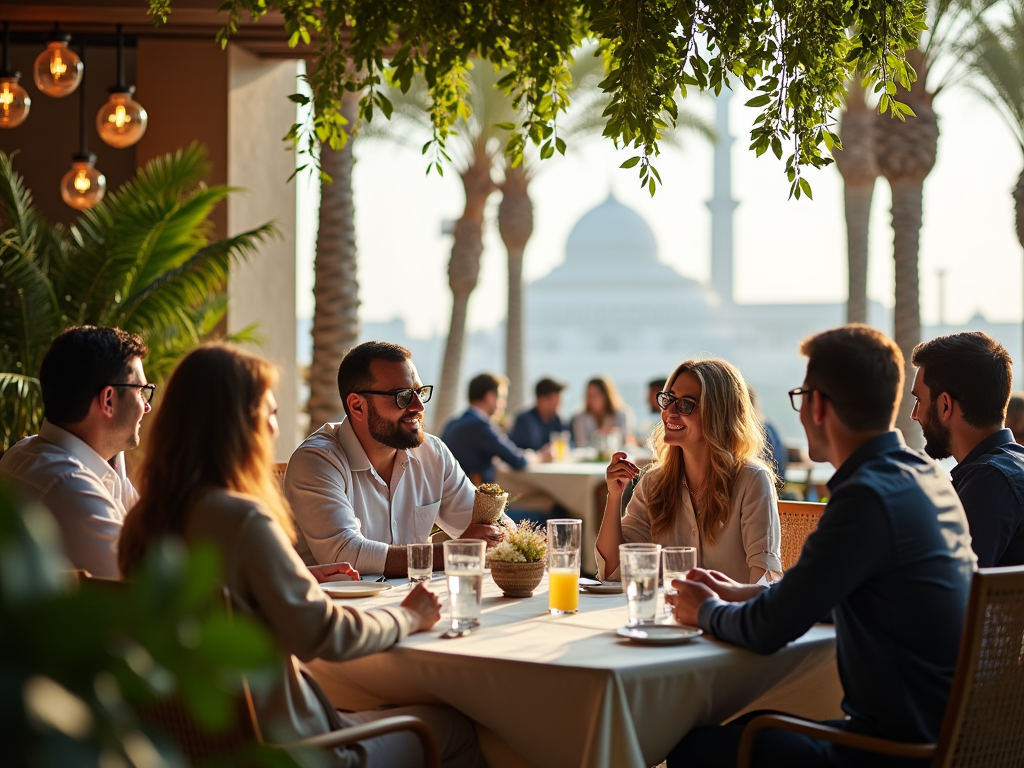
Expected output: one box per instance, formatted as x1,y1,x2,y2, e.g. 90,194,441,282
295,82,1024,340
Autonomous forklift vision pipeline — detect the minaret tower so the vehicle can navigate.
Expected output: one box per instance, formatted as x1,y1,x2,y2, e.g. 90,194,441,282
707,90,737,305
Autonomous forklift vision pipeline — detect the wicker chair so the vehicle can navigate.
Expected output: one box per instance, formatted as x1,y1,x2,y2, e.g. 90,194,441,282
777,500,826,571
737,565,1024,768
272,461,288,492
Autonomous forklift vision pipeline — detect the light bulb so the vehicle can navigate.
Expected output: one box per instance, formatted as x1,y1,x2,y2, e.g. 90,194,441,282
0,74,30,128
96,89,147,148
33,39,83,97
60,155,106,210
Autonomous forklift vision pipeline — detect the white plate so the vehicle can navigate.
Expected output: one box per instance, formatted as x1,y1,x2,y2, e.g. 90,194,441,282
582,582,623,594
616,625,703,645
321,581,394,598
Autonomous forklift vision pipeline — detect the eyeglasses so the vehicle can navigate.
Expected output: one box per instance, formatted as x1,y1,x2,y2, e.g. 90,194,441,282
107,382,157,404
656,391,699,415
788,387,828,411
357,385,433,409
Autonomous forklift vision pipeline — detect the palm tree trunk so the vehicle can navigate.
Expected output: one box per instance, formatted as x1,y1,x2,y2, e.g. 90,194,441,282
844,182,874,325
498,166,533,414
308,96,360,431
891,179,924,444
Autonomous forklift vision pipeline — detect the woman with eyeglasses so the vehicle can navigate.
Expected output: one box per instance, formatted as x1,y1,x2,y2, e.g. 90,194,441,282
595,358,782,584
571,376,636,449
118,345,484,768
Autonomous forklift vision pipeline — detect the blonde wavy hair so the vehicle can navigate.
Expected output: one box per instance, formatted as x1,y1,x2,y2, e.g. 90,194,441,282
119,344,294,577
644,357,769,545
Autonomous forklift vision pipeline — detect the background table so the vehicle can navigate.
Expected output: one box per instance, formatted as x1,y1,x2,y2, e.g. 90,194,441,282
308,575,843,768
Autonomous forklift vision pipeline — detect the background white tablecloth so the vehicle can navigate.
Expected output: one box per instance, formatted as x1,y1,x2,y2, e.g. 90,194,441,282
309,575,842,768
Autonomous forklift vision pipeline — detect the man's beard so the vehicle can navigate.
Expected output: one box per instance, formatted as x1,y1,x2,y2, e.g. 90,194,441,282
922,401,953,460
368,399,425,450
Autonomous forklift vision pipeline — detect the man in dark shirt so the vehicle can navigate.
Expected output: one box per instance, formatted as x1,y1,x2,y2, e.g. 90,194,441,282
666,324,976,768
911,332,1024,567
508,377,569,451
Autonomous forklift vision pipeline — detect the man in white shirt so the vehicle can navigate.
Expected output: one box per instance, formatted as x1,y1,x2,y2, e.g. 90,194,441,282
0,326,152,578
285,341,502,577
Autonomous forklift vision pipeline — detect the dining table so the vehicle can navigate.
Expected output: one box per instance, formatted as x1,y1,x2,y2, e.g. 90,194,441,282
308,573,843,768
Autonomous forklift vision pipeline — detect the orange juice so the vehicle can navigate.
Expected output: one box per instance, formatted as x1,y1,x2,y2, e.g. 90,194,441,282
548,568,579,613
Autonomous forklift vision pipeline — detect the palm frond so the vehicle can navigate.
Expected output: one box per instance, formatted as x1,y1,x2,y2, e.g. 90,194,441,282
0,373,43,452
0,152,44,257
965,3,1024,151
0,231,61,377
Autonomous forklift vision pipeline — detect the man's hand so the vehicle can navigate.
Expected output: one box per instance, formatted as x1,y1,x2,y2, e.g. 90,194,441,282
400,582,442,632
460,523,505,547
308,562,360,583
685,568,768,603
536,444,553,463
666,580,716,626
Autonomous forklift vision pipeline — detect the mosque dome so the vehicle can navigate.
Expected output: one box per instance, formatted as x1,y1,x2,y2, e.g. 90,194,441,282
564,193,658,264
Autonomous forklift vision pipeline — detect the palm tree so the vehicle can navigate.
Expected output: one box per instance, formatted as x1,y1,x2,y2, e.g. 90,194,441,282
0,145,274,451
966,2,1024,365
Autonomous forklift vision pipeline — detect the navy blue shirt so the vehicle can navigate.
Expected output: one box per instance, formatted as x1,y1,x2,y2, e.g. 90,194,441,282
950,428,1024,567
441,408,528,483
697,431,976,743
508,406,569,452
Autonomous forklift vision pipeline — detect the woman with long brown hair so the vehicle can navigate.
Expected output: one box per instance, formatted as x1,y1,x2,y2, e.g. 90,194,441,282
118,345,482,767
595,357,782,583
571,376,635,449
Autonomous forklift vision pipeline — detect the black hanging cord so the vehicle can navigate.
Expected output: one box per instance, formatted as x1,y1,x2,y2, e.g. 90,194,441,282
2,22,12,77
77,36,90,160
115,24,126,90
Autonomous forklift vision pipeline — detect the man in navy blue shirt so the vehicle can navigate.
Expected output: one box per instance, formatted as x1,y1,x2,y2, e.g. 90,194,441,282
508,377,569,451
911,331,1024,566
442,373,541,484
666,325,976,768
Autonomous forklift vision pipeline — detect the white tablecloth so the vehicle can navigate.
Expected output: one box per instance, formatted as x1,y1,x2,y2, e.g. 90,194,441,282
308,575,842,768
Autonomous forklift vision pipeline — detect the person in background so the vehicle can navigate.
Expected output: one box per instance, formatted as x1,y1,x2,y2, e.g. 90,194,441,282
0,326,152,578
285,341,502,578
508,377,569,452
118,345,484,768
911,332,1024,566
596,358,782,584
1006,392,1024,444
751,388,789,481
667,325,975,768
572,376,635,449
635,376,668,445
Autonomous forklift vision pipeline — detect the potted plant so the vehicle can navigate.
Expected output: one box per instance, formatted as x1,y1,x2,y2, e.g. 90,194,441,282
488,518,547,598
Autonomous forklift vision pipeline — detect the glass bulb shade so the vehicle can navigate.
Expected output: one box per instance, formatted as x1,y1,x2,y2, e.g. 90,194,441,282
33,42,83,97
96,92,147,148
0,76,31,128
60,160,106,210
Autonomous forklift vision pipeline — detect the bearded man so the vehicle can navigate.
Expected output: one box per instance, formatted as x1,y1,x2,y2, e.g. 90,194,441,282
285,341,502,576
911,332,1024,567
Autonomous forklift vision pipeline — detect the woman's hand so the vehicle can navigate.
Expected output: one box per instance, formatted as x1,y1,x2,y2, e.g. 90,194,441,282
400,582,443,632
605,452,639,496
308,562,360,583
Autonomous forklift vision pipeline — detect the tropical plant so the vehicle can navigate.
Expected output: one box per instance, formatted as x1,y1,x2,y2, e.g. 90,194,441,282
148,0,925,198
0,145,276,451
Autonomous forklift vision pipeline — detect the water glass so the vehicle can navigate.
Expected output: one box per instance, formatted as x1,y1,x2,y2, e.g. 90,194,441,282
407,542,433,585
547,519,582,615
444,540,485,632
662,546,697,614
620,543,661,626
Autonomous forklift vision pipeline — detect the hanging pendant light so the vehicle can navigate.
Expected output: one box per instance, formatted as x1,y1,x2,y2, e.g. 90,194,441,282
61,37,105,210
0,22,31,128
96,25,146,148
33,24,83,98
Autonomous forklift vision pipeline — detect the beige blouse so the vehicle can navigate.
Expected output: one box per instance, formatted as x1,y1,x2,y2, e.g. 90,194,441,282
184,487,418,766
596,462,782,583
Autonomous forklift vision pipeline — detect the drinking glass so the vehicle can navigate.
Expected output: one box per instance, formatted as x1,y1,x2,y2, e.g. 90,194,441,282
444,540,486,632
620,543,661,626
547,519,581,614
551,430,571,461
662,546,697,614
407,542,433,585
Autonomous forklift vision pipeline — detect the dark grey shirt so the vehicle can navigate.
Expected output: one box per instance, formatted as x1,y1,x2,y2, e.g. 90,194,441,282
950,428,1024,567
697,431,976,743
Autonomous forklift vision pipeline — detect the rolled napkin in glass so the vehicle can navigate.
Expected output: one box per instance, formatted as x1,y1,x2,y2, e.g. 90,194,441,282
472,483,509,525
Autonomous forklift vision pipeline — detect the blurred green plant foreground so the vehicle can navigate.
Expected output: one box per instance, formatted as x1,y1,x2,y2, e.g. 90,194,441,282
0,483,306,767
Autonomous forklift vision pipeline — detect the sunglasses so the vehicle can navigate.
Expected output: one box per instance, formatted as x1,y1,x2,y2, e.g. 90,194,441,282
656,391,699,415
357,385,434,409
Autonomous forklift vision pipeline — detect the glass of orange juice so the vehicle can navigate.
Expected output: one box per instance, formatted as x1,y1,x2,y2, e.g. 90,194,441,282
547,519,581,614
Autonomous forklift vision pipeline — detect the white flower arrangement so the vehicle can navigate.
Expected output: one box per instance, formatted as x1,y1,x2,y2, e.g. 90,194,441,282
487,518,547,563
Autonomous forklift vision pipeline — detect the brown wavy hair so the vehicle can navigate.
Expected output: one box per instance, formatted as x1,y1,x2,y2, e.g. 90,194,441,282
118,344,293,577
585,376,625,425
644,358,769,546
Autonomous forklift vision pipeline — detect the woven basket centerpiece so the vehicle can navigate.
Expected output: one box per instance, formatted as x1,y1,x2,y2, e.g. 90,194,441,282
472,483,509,525
490,560,546,598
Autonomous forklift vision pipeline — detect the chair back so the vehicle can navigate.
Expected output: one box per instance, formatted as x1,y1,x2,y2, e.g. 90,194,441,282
932,566,1024,768
777,500,825,571
272,462,288,492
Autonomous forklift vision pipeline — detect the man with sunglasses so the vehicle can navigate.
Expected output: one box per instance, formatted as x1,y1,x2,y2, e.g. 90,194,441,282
0,326,152,578
285,341,503,577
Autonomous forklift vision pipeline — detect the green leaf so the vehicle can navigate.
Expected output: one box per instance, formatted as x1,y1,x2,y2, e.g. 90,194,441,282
620,156,641,169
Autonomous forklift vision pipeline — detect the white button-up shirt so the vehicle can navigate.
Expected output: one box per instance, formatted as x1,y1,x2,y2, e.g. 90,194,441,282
284,417,475,573
0,420,137,578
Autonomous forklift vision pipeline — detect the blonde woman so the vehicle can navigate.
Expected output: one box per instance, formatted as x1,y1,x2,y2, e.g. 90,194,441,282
571,376,636,448
595,358,782,584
